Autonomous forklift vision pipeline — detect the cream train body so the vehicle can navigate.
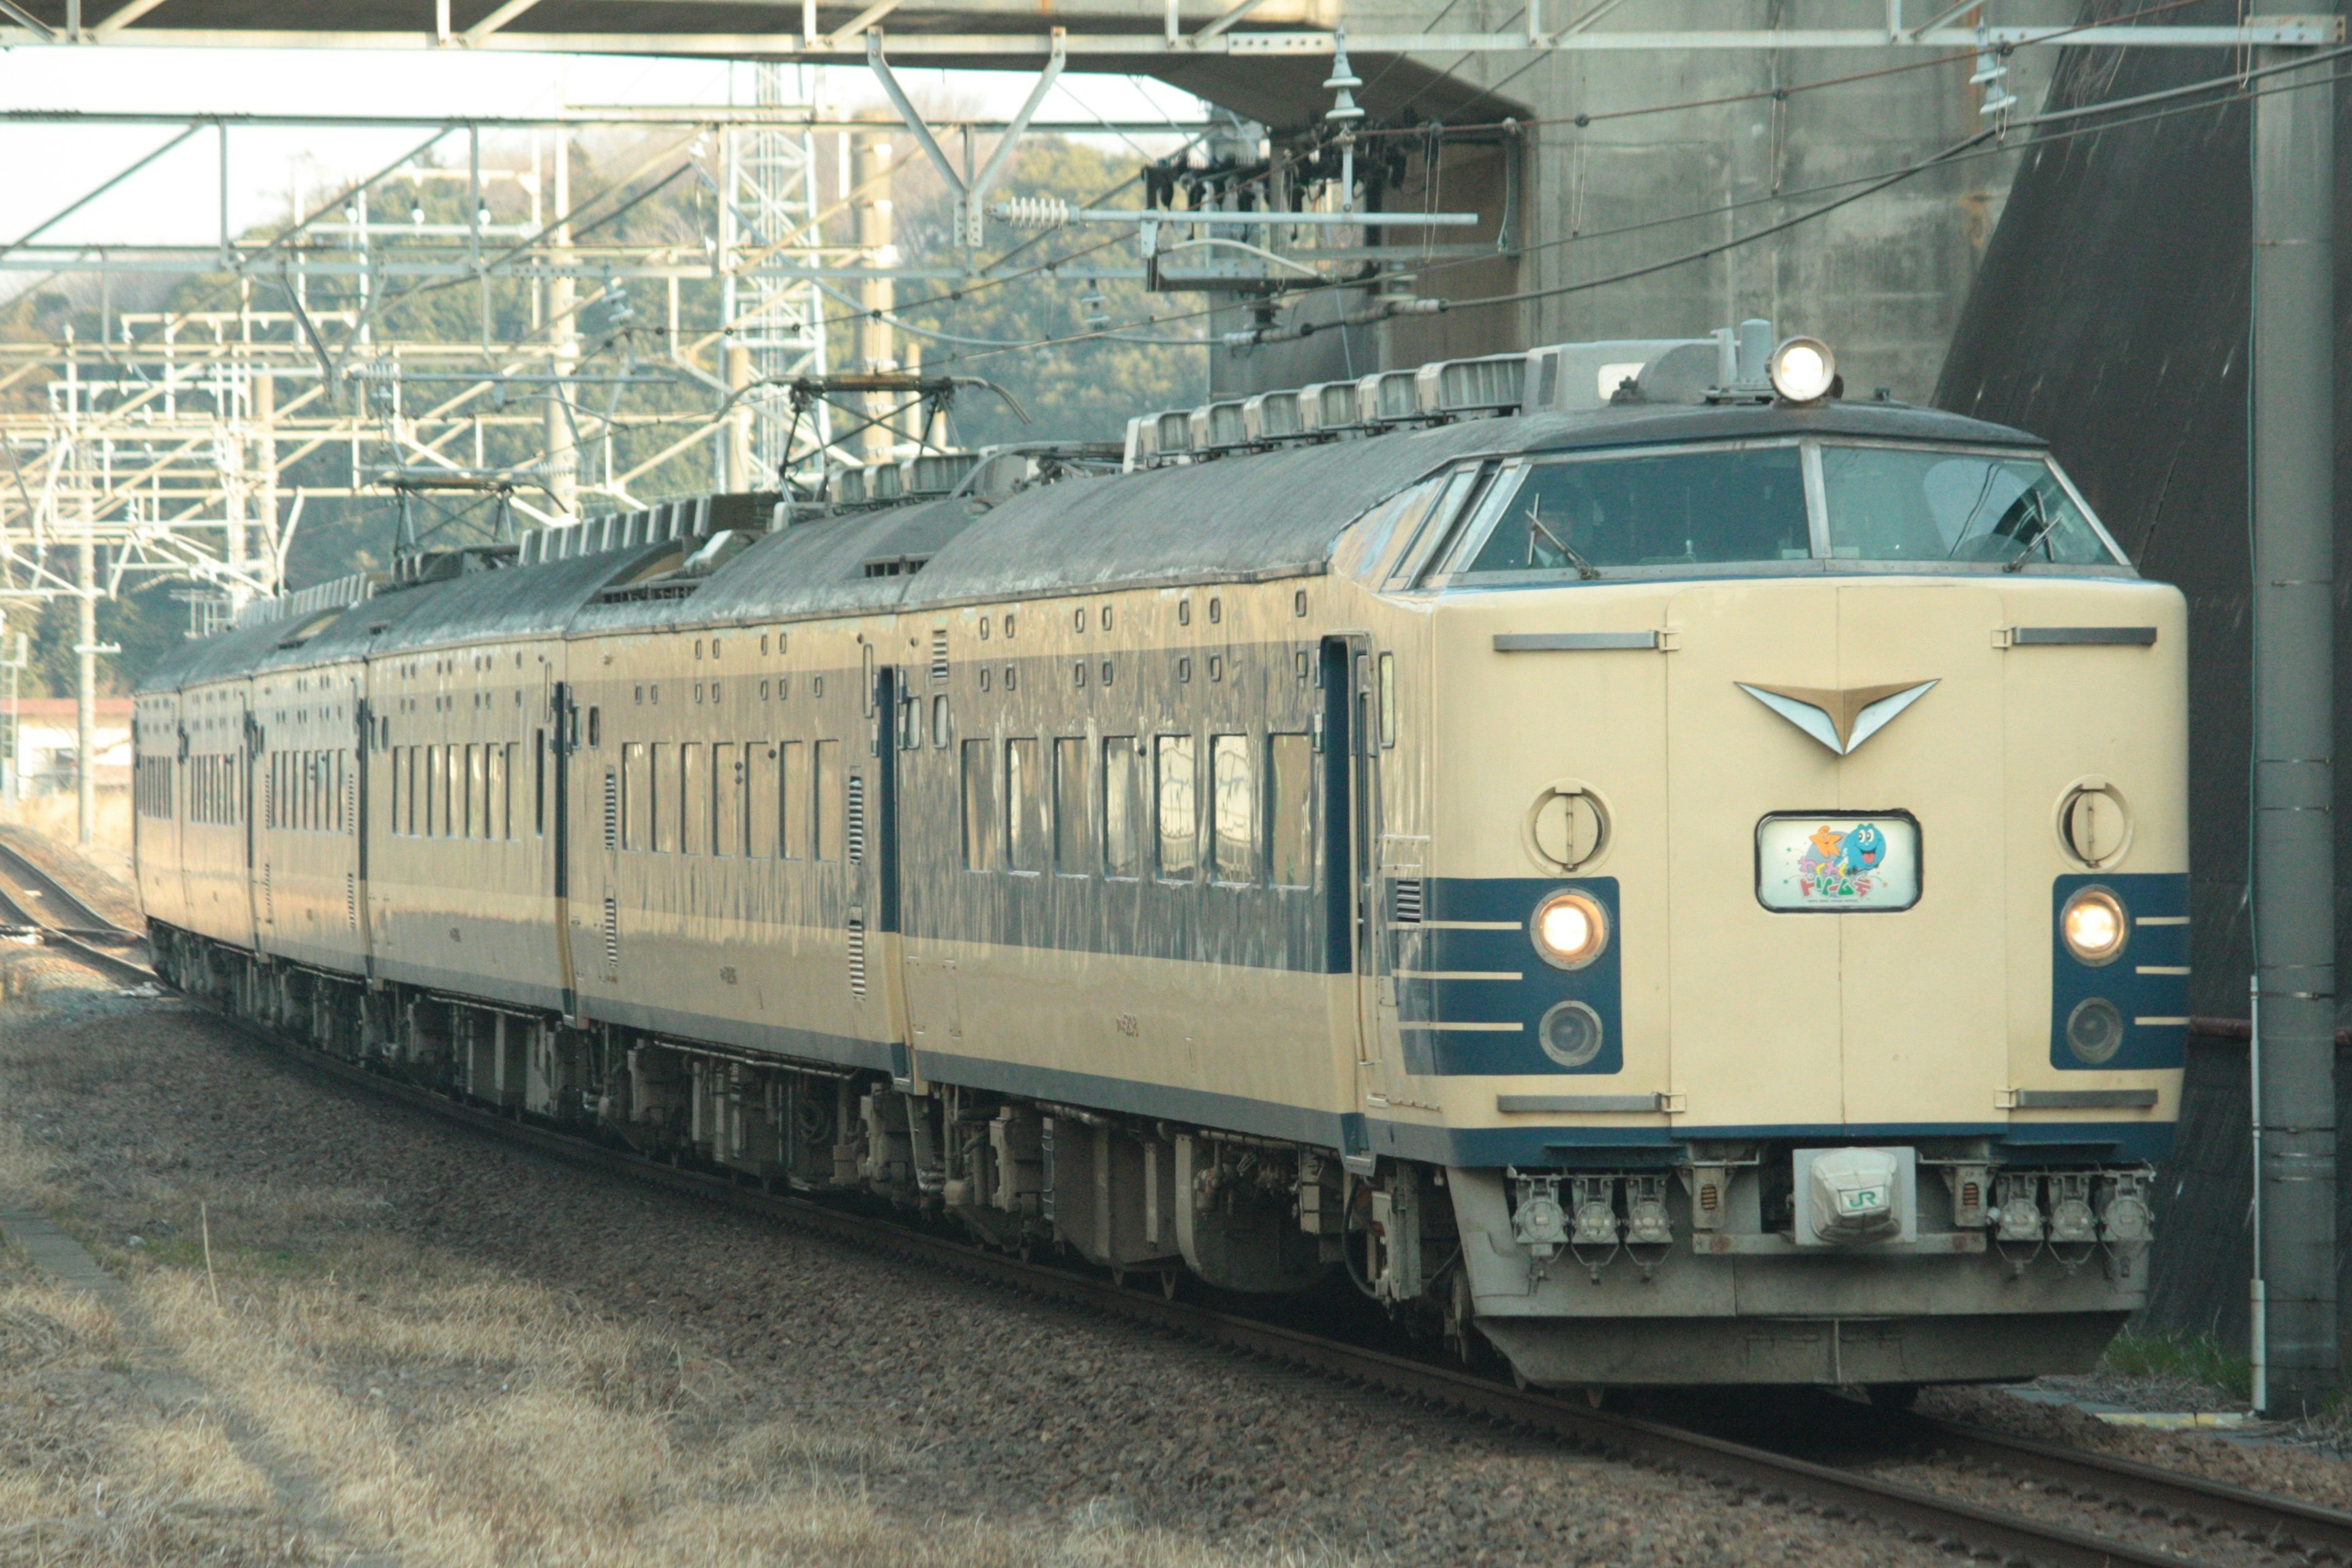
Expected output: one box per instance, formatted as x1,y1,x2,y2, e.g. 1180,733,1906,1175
131,383,2184,1390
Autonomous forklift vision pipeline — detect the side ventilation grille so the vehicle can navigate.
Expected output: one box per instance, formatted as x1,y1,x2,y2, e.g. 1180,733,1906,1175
846,918,868,997
1392,877,1425,924
930,629,950,685
602,895,620,978
603,769,619,850
346,872,358,931
846,775,866,865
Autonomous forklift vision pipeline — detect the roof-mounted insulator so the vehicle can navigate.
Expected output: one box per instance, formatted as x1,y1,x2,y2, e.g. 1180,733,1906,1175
997,196,1072,231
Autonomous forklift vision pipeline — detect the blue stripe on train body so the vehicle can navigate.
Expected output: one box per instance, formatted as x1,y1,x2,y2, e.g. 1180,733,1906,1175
2050,871,2190,1071
1393,876,1622,1076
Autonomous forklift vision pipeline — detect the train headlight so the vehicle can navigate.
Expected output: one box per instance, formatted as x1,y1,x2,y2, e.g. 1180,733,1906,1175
2065,997,2126,1065
1768,336,1836,403
1538,1000,1605,1067
2060,886,2128,966
1531,890,1609,970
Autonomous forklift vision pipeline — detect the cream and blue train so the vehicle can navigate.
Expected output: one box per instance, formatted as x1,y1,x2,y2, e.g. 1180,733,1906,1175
133,325,2186,1392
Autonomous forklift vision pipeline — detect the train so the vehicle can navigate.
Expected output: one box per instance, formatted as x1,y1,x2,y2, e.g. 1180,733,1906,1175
132,320,2187,1394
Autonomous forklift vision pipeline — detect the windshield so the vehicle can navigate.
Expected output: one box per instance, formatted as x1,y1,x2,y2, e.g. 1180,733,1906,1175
1818,444,2116,565
1457,445,1811,577
1432,438,2123,583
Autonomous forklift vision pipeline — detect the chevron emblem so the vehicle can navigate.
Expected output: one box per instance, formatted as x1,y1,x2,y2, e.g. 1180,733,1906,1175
1736,679,1939,756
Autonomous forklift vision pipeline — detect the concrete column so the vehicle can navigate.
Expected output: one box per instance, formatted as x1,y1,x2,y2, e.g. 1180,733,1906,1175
851,125,896,469
544,134,579,523
75,531,94,846
2250,31,2338,1417
247,369,275,601
724,341,755,492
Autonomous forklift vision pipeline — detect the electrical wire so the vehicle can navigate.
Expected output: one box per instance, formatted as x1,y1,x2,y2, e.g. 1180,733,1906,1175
907,51,2352,372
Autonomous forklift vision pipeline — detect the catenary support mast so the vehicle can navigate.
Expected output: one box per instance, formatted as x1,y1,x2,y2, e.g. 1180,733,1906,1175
2250,15,2339,1417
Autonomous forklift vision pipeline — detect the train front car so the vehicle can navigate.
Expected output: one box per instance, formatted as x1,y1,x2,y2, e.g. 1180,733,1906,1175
1379,355,2185,1389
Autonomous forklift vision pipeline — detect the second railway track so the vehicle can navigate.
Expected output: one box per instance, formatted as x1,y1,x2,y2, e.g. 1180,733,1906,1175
172,995,2340,1568
0,835,153,986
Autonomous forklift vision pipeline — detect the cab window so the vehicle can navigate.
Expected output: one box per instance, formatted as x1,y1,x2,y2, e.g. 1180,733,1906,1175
1456,443,1810,578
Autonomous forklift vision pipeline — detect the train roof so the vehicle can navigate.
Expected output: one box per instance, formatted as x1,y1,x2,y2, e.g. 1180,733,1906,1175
136,399,2043,694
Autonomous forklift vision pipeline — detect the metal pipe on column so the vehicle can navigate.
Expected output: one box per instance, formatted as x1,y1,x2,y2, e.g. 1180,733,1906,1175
2250,23,2338,1417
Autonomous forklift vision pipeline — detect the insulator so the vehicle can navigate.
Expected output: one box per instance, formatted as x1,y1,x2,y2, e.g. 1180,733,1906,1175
995,197,1071,230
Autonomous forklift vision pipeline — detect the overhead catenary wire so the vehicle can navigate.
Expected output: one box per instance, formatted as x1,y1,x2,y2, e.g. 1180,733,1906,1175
908,51,2352,374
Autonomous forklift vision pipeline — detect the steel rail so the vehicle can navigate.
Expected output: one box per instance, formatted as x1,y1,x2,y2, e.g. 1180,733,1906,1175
1885,1409,2352,1560
171,1005,2248,1568
0,835,129,936
0,837,154,986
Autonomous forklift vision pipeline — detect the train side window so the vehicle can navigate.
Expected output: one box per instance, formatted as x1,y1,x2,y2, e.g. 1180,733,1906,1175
622,744,647,849
682,744,707,855
815,740,843,861
1006,738,1046,874
503,743,520,840
960,739,1000,870
1378,653,1398,748
779,741,808,860
420,747,437,837
932,695,949,747
1102,736,1142,878
715,742,744,856
587,706,601,747
1155,734,1198,881
405,747,420,836
1268,734,1314,889
444,745,461,839
486,744,507,840
1052,737,1090,875
1391,464,1492,586
748,743,778,858
652,744,677,853
470,744,488,839
1211,734,1254,884
389,747,403,834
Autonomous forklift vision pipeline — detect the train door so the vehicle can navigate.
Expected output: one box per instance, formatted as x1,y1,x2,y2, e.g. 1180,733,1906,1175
1320,636,1381,1118
861,658,911,1079
1340,638,1422,1112
352,686,376,978
240,685,263,947
549,677,580,1016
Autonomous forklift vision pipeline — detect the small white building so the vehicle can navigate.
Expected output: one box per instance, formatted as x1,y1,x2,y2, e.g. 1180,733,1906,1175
1,697,132,796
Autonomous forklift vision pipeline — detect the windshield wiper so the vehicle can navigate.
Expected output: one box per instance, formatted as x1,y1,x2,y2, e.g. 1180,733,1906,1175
1997,489,2054,573
1525,501,1601,580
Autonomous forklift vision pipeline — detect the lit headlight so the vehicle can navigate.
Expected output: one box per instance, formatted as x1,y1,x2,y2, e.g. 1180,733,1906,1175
1531,890,1610,970
1768,336,1837,403
2060,886,2128,966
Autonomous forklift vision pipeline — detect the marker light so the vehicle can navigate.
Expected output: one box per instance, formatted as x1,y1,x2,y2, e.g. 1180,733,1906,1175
2060,886,2128,966
1768,336,1837,403
1531,889,1610,971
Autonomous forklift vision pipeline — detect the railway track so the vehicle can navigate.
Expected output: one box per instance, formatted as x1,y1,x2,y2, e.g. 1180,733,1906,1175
0,829,2326,1568
206,1017,2339,1568
0,835,154,986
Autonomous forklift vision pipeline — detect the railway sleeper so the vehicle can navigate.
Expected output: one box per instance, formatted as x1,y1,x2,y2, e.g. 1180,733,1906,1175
148,923,1472,1333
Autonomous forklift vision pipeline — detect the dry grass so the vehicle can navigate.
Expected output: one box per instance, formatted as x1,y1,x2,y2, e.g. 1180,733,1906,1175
0,965,1355,1568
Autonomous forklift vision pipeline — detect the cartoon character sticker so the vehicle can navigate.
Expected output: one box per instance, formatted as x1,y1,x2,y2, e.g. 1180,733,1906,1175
1793,821,1895,901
